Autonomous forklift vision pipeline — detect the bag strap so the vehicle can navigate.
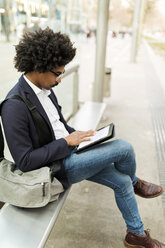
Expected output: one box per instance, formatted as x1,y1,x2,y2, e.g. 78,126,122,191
1,95,53,147
0,123,4,159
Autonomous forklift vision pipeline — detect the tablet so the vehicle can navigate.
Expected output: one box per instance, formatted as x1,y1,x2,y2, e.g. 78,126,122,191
74,123,115,153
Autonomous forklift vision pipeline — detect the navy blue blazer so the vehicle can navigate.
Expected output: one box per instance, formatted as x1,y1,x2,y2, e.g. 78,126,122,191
1,75,75,188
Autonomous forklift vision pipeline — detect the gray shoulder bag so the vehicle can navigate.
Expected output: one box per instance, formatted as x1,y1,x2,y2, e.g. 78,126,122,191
0,95,64,208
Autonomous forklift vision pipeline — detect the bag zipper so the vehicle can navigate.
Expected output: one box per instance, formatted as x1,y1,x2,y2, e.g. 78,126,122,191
41,182,46,197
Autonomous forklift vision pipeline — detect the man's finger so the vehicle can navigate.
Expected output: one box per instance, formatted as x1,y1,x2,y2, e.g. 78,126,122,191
80,132,90,138
81,130,95,138
81,138,91,142
87,129,96,135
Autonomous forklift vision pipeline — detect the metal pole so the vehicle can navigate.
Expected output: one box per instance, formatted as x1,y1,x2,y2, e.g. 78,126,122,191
72,69,79,115
25,0,31,28
131,0,145,62
4,0,10,42
39,0,42,23
138,0,146,46
48,0,52,26
93,0,110,102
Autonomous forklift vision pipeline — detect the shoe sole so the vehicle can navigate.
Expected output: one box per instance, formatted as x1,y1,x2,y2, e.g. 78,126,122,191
124,240,145,248
136,188,164,199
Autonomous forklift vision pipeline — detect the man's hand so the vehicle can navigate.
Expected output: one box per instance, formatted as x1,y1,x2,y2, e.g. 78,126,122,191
64,130,95,146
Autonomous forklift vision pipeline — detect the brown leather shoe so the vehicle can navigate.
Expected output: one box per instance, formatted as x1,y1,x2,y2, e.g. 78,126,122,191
134,178,163,198
124,230,165,248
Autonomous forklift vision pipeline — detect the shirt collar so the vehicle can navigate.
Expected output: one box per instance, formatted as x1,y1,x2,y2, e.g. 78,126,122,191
23,75,51,97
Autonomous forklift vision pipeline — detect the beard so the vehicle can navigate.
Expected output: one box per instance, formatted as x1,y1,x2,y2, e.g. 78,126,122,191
52,82,59,87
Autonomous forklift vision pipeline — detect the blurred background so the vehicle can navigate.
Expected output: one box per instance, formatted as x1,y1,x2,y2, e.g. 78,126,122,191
0,0,165,42
0,0,165,102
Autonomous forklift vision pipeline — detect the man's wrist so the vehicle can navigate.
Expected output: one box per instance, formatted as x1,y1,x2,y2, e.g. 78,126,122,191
64,137,70,145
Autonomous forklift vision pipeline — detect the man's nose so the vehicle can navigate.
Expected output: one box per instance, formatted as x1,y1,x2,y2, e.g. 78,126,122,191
56,78,62,83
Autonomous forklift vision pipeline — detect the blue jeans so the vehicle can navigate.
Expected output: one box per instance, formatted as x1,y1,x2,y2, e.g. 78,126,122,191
63,139,144,234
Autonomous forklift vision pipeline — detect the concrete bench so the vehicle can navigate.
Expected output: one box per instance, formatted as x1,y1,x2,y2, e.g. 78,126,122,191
0,101,106,248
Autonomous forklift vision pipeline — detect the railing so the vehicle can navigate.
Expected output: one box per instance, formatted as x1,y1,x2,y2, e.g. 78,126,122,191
53,63,80,121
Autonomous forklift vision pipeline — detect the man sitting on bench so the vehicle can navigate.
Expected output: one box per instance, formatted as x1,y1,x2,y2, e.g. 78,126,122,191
1,28,165,248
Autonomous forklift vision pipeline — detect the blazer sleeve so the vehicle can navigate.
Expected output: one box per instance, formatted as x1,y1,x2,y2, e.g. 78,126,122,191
1,99,72,172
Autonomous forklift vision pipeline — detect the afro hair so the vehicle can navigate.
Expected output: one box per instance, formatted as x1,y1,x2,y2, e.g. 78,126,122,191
14,27,76,73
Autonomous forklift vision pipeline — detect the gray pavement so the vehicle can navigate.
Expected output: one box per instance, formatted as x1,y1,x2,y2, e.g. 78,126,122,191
1,36,165,247
45,40,165,247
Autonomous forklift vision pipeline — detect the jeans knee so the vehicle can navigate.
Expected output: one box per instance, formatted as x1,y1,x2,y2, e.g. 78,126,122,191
117,139,135,160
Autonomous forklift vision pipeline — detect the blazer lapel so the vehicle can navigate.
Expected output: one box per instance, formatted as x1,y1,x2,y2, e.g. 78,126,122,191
19,76,55,139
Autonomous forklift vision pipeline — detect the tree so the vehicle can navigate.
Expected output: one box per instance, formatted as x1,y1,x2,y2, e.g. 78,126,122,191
144,0,165,31
109,0,134,30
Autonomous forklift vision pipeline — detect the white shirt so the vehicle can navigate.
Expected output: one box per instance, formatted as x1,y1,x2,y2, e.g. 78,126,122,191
23,75,69,140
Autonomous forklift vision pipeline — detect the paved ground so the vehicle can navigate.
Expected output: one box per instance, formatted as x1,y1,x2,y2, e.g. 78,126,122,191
44,40,165,247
